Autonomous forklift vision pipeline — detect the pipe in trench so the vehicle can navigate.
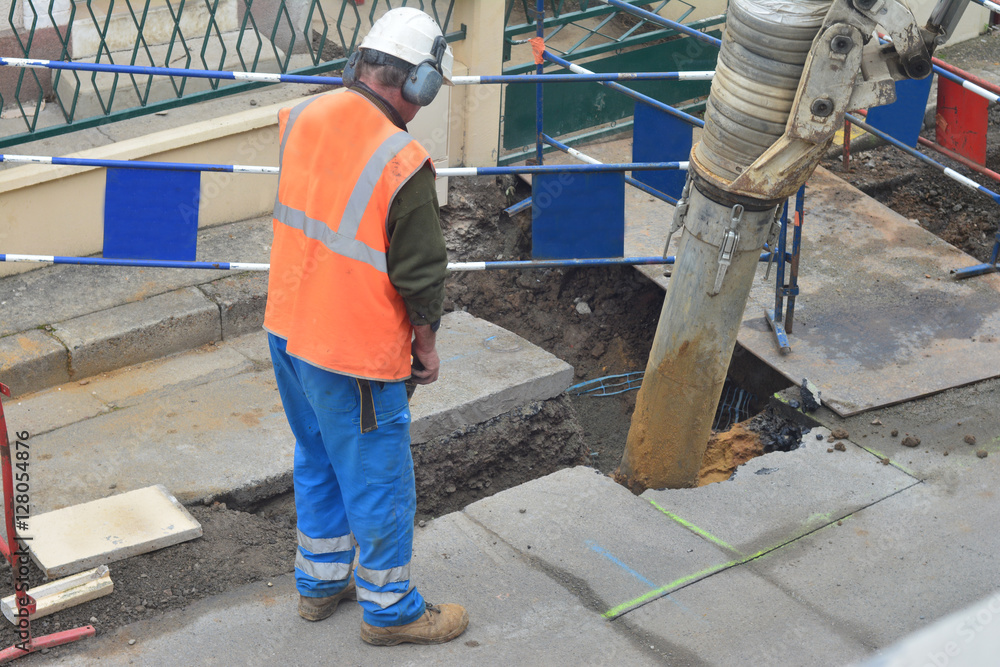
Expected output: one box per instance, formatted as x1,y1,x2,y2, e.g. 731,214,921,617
617,0,834,492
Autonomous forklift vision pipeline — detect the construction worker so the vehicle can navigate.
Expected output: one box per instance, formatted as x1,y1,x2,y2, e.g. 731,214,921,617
263,7,467,646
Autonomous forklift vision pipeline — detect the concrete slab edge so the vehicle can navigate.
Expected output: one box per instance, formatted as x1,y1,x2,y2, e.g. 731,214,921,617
604,480,922,621
6,272,267,397
770,389,925,479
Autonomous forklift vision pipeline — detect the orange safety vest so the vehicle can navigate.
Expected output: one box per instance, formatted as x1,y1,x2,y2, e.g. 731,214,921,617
264,90,433,381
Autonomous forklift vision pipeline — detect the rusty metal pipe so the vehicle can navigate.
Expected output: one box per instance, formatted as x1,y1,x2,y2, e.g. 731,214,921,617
618,0,833,492
618,185,777,491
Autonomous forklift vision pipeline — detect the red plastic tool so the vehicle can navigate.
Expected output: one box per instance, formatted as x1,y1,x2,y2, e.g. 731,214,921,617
0,383,94,663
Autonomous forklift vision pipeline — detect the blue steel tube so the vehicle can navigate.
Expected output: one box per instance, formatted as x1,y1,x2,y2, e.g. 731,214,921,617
596,0,723,47
542,133,680,205
0,153,682,175
0,253,678,271
785,186,805,332
847,113,1000,204
1,57,708,85
543,51,704,129
773,199,790,321
535,0,545,165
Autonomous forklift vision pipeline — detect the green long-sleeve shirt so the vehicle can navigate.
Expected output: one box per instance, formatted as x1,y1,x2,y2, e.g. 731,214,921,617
352,84,448,328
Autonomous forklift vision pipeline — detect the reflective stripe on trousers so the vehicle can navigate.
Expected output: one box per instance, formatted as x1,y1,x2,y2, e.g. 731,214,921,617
269,333,425,627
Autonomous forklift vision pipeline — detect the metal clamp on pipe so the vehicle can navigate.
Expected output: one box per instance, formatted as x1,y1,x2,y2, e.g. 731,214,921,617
711,206,743,296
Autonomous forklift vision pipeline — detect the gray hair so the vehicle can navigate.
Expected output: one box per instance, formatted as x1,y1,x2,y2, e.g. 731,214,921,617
355,51,410,89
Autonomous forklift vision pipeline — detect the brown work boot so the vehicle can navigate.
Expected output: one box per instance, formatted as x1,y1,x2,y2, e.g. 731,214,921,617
360,602,469,646
298,581,357,621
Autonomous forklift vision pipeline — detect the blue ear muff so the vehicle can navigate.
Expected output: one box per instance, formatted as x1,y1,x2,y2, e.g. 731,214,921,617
401,63,443,106
342,51,361,87
401,35,448,107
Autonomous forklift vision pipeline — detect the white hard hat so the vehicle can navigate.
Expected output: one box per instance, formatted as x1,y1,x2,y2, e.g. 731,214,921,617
359,7,454,84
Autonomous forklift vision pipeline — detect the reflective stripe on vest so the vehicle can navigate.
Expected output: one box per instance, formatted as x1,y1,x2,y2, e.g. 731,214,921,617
272,129,414,274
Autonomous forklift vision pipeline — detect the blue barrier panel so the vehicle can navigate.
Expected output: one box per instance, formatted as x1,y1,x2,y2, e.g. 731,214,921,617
531,171,625,259
631,101,692,200
865,75,934,148
103,168,200,261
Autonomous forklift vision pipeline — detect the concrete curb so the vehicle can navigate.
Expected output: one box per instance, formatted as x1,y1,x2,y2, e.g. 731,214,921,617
0,271,267,398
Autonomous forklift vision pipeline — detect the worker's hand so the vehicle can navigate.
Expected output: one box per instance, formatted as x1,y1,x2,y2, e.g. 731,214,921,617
411,325,440,385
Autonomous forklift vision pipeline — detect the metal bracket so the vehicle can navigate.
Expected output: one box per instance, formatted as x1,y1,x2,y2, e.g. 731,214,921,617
663,170,693,263
763,205,784,282
710,204,742,296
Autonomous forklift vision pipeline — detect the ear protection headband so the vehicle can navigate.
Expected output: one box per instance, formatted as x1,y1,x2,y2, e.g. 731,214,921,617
341,35,448,107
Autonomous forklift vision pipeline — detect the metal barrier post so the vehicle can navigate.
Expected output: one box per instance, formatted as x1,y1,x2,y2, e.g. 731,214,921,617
0,383,95,663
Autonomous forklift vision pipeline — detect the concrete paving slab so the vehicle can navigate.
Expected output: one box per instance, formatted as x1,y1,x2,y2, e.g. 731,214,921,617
0,330,69,398
618,565,872,666
53,287,222,380
463,466,733,620
27,485,202,578
26,370,292,512
643,428,919,556
197,273,268,340
855,590,1000,667
408,311,574,444
225,329,272,366
748,480,1000,648
83,343,253,408
54,512,665,666
2,383,108,437
795,376,1000,482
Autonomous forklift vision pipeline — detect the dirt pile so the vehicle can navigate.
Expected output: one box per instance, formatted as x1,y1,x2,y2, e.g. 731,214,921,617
698,423,764,486
0,505,296,652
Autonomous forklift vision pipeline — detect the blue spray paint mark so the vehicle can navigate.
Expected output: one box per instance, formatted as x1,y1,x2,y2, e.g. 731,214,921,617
585,540,702,618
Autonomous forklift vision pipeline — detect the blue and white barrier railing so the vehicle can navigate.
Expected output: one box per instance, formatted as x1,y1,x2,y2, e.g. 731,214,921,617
595,0,723,48
0,153,685,176
542,51,706,130
0,57,710,87
846,113,1000,206
0,253,780,272
542,133,683,205
0,254,669,272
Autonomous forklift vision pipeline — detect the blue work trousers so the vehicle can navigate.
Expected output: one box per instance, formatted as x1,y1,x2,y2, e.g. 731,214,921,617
268,333,425,627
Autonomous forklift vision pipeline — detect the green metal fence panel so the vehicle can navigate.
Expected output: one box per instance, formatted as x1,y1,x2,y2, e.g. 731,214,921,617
0,0,463,149
501,30,720,150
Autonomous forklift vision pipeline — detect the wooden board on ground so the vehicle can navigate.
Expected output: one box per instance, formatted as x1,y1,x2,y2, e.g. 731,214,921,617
1,566,113,622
